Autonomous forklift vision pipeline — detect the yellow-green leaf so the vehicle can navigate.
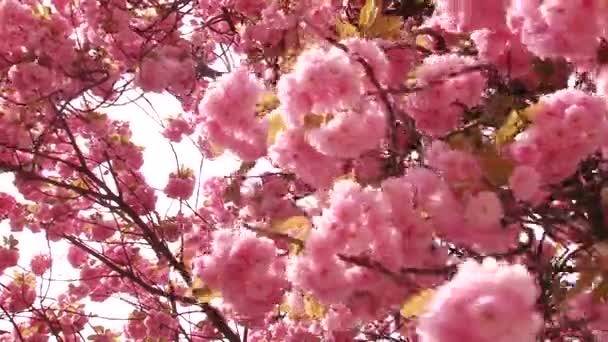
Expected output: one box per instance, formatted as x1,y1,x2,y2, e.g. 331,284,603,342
336,19,360,39
446,128,483,152
415,34,433,51
494,109,530,148
267,113,286,145
33,4,52,20
303,113,330,130
271,216,311,233
208,142,225,159
224,179,242,205
304,294,326,319
234,161,256,176
478,144,515,187
365,15,403,40
192,286,222,304
256,91,280,115
358,0,378,30
400,289,435,318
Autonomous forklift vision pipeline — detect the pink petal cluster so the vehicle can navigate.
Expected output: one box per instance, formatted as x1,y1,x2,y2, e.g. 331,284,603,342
289,180,410,319
433,0,508,33
418,259,542,342
308,101,387,158
162,116,195,142
198,69,268,161
567,291,608,337
277,46,363,126
510,89,608,184
134,45,196,95
0,276,37,312
193,230,288,319
198,176,236,224
507,0,606,67
269,128,345,189
425,140,482,187
164,168,196,200
0,247,19,274
470,29,534,78
404,54,486,137
30,254,52,276
343,38,390,87
508,165,543,203
239,175,302,222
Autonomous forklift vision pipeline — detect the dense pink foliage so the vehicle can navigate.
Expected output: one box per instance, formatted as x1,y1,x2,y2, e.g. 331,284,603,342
0,0,608,340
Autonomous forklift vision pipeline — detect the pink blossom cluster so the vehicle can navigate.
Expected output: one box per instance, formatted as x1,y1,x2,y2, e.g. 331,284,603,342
307,101,387,158
433,0,508,33
198,176,236,224
135,45,196,95
193,230,288,319
269,128,345,189
507,0,607,67
403,54,486,137
382,168,518,255
164,167,196,200
289,180,413,319
162,115,195,142
198,69,269,161
0,247,19,274
418,258,542,342
510,89,608,185
239,175,302,222
277,46,364,126
0,276,37,313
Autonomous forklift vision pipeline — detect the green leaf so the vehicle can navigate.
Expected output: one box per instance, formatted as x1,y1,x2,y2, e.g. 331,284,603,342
256,91,280,115
8,235,18,249
92,326,105,335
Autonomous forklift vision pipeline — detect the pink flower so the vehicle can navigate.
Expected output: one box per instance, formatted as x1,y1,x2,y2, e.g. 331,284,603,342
67,245,87,268
0,248,18,274
404,54,486,137
164,168,196,200
163,116,195,142
269,128,345,189
464,191,504,229
193,229,288,319
508,0,604,66
509,165,542,202
198,68,269,161
308,102,386,158
418,259,542,342
277,46,363,126
30,254,51,276
433,0,508,32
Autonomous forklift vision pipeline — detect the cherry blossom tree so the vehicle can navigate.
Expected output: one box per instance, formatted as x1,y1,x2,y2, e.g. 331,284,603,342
2,0,608,340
